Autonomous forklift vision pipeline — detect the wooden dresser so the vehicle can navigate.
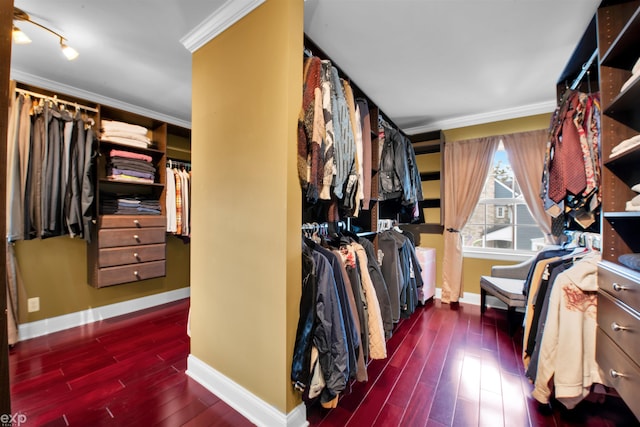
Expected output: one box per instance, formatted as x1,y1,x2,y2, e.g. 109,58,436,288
596,0,640,420
94,215,167,287
86,106,189,288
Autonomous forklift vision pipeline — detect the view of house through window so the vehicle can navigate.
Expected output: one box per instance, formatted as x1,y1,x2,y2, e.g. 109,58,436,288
462,141,545,254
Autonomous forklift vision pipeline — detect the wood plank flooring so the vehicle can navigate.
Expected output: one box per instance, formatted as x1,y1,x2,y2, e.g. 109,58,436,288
9,299,253,427
9,297,640,426
306,299,640,427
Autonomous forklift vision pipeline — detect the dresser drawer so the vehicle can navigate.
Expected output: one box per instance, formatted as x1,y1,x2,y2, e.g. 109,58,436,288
98,244,165,268
98,227,165,248
96,260,166,287
100,215,165,229
599,262,640,310
596,328,640,420
598,290,640,362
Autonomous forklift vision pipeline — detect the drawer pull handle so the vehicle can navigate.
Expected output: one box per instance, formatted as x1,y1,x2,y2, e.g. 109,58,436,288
133,234,140,241
133,252,140,260
134,270,139,277
133,219,140,227
610,369,626,379
611,322,628,332
613,283,629,292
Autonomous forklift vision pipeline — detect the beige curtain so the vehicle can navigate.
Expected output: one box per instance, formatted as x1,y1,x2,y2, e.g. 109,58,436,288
442,137,498,303
502,130,557,245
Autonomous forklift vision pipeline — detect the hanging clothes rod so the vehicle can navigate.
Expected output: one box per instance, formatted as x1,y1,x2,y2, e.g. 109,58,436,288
14,87,99,113
569,49,598,91
167,159,191,169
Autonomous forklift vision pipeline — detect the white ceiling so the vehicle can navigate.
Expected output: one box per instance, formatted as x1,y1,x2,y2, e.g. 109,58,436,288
10,0,601,133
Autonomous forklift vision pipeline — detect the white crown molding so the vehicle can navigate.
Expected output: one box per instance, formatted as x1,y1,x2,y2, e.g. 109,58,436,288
10,69,192,129
180,0,266,53
18,287,190,341
403,100,557,134
187,355,309,427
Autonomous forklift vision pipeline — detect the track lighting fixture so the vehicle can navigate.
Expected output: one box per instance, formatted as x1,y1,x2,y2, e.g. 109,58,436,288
12,26,31,44
12,7,79,61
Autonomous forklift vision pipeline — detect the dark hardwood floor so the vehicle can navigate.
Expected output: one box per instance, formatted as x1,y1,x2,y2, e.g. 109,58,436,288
9,299,254,427
306,299,640,427
9,297,639,426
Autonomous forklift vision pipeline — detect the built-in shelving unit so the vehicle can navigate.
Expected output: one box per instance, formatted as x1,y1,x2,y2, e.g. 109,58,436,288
595,1,640,420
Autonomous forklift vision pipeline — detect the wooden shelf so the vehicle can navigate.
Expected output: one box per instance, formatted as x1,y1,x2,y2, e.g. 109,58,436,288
99,178,165,189
100,139,164,157
603,211,640,219
603,76,640,132
604,212,640,254
420,171,440,181
605,144,640,184
419,199,441,209
601,5,640,69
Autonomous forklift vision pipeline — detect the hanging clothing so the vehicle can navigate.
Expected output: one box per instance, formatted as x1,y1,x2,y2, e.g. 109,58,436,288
350,242,386,360
378,228,423,323
305,239,360,381
8,95,97,242
525,260,571,381
332,247,367,382
319,60,336,201
292,240,350,405
541,90,601,229
531,252,601,410
6,94,24,242
357,99,373,210
298,56,323,204
378,125,423,218
164,166,191,237
166,166,177,232
359,238,393,339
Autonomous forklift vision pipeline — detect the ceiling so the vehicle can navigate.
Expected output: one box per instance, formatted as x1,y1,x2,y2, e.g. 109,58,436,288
9,0,601,133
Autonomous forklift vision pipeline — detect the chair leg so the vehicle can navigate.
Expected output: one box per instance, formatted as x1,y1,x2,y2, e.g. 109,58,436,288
507,307,522,336
480,289,487,314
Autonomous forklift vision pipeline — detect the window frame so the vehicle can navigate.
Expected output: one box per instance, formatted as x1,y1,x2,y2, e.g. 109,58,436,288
461,144,544,259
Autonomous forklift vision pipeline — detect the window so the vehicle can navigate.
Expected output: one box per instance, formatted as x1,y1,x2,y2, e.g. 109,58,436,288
462,141,545,254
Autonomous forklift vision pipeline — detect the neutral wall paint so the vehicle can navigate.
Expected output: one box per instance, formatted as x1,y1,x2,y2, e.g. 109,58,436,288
190,0,302,414
443,112,551,142
15,235,190,323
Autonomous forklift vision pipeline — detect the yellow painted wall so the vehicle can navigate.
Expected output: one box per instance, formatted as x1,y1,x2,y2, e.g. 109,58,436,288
167,133,191,162
444,113,551,142
14,235,190,323
415,152,440,172
190,0,302,414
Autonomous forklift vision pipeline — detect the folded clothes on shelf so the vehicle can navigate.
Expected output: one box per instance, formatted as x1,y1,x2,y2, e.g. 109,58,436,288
611,134,640,157
619,253,640,272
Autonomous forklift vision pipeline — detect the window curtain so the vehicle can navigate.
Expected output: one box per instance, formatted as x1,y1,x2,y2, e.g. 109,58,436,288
502,129,557,245
442,137,499,303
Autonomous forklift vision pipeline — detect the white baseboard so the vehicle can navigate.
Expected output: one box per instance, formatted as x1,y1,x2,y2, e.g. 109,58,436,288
18,287,190,341
186,354,308,427
434,288,481,305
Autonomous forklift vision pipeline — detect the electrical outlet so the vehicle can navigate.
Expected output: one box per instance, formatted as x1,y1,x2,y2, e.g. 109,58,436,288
27,297,40,313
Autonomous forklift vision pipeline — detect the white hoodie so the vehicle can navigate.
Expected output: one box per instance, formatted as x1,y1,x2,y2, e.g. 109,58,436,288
532,251,602,409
